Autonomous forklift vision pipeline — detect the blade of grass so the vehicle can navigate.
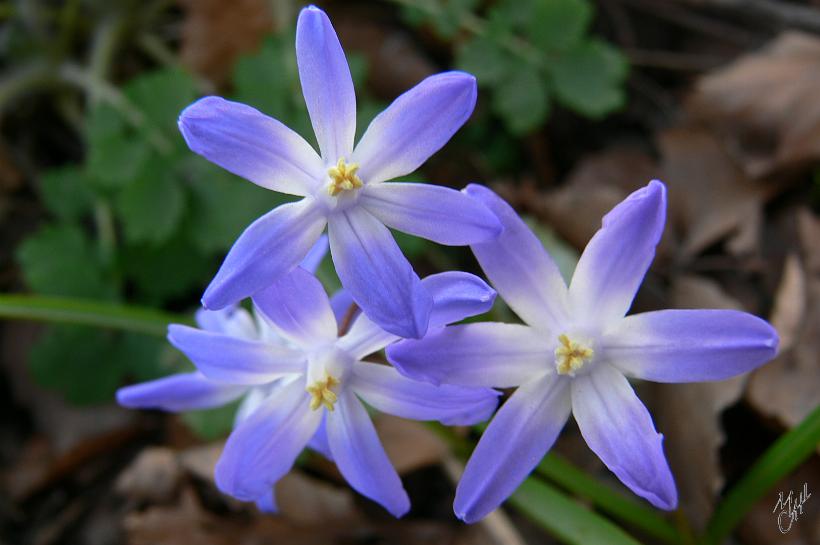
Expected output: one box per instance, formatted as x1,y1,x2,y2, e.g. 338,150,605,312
509,477,645,545
0,294,190,336
703,404,820,545
536,453,679,544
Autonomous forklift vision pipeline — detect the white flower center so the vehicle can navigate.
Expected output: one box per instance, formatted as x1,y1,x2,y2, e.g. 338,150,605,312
327,158,362,196
554,334,594,376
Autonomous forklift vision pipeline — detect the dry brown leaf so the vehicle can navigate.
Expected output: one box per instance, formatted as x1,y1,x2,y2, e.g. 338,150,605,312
332,11,437,98
116,447,182,504
274,471,359,524
689,31,820,177
735,460,820,545
178,0,275,86
658,127,768,258
651,274,748,530
374,414,448,474
178,442,221,483
747,257,820,430
539,147,668,254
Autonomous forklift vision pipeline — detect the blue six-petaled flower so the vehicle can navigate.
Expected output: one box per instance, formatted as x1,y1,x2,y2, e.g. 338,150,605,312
387,180,779,522
118,236,499,517
178,5,501,340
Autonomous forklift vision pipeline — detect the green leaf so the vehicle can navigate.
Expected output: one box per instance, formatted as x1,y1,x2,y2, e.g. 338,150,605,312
523,217,579,284
182,401,240,440
16,224,114,299
29,325,128,404
536,454,679,544
703,404,820,545
184,160,285,253
456,37,513,86
87,132,150,189
509,478,644,545
233,36,293,120
116,159,185,245
124,67,198,135
492,67,550,134
0,293,190,336
392,229,431,260
28,325,170,405
528,0,592,52
549,39,628,118
122,235,213,305
39,166,95,221
486,0,535,35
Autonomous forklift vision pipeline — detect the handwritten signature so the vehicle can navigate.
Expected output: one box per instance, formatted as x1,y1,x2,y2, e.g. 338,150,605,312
772,482,812,534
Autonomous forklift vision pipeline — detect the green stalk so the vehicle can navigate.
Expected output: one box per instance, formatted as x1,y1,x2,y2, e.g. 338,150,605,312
0,294,191,337
510,477,644,545
536,453,680,544
702,405,820,545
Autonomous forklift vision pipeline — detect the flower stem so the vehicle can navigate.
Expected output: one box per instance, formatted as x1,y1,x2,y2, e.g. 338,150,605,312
0,294,191,337
702,404,820,545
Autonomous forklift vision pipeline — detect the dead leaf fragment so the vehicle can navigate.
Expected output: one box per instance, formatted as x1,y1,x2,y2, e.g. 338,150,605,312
374,415,448,474
651,275,748,530
658,127,767,257
748,259,820,430
275,471,359,524
539,146,669,254
116,447,181,503
179,0,275,85
689,31,820,177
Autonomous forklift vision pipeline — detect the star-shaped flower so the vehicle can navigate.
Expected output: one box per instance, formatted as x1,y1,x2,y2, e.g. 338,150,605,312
178,5,501,339
118,264,499,517
387,180,779,522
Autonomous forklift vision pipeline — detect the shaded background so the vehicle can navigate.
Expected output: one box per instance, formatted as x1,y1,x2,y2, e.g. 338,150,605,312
0,0,818,544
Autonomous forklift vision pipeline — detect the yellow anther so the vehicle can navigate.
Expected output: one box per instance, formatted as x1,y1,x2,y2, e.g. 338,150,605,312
306,374,341,411
327,158,363,196
555,334,594,375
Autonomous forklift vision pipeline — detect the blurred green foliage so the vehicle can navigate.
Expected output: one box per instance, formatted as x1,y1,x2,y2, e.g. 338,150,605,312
13,27,380,405
399,0,628,134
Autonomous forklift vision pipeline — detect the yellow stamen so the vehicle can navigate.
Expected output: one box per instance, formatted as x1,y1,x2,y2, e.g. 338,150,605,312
306,374,341,411
327,158,363,196
555,334,594,375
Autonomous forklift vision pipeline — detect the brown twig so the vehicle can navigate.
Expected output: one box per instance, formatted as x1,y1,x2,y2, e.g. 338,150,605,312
338,302,359,336
674,0,820,34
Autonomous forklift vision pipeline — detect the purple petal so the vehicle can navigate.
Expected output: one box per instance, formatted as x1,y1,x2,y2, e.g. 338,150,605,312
195,307,257,338
568,180,667,326
300,233,329,273
455,373,570,523
296,6,355,161
423,271,497,329
253,267,337,349
168,324,305,385
328,206,432,339
360,182,501,245
338,271,495,360
330,288,357,326
351,361,499,425
202,198,327,310
178,96,323,196
307,412,333,460
572,364,678,510
604,309,778,382
116,372,246,412
255,489,278,514
326,390,409,517
387,323,549,387
465,184,569,331
216,378,321,501
352,72,477,184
